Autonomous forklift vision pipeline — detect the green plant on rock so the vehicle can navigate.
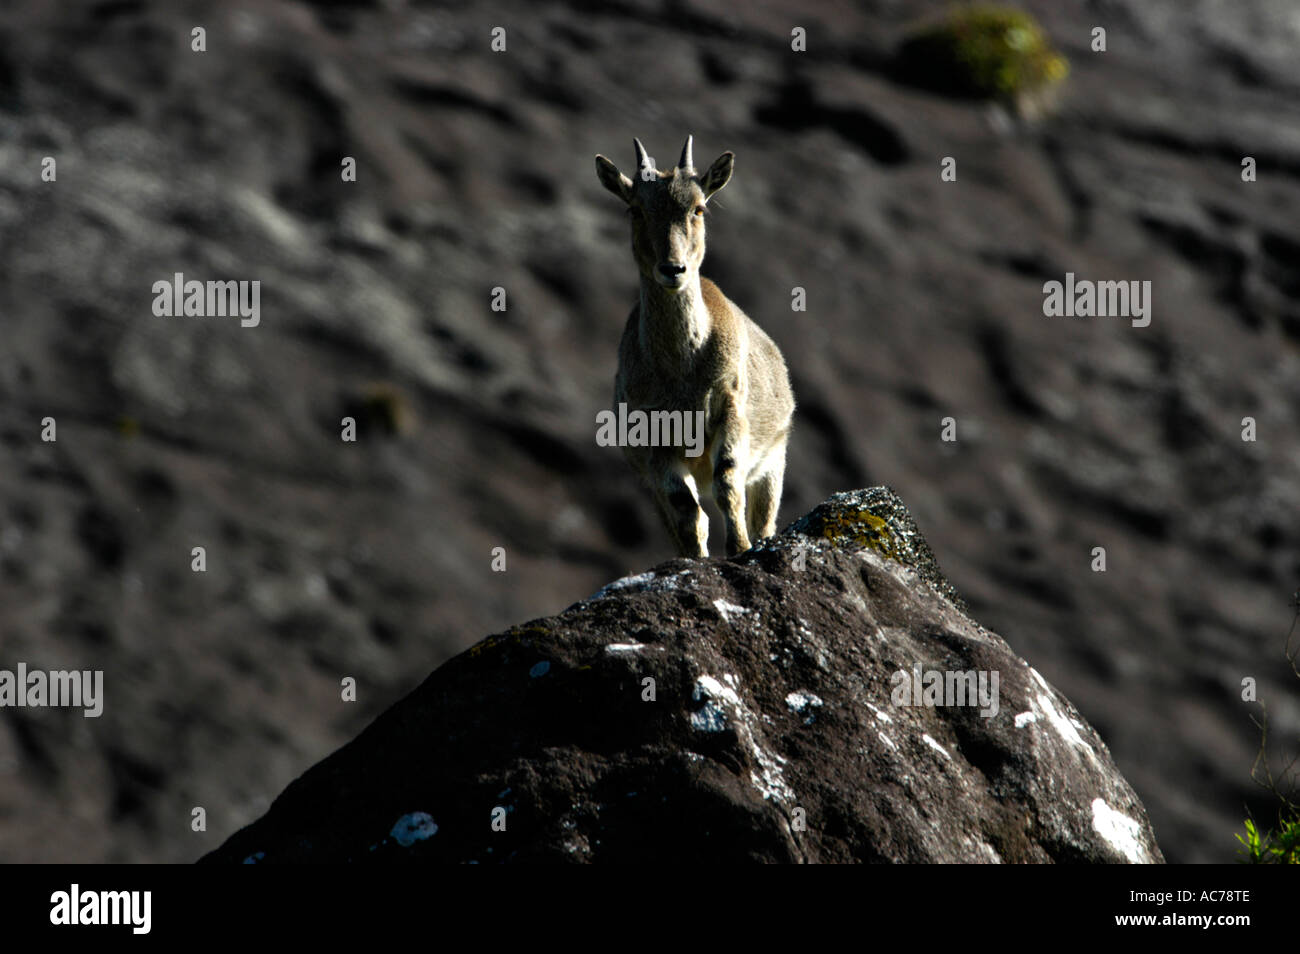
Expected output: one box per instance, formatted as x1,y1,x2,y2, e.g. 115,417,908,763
1237,814,1300,864
1237,589,1300,864
897,5,1069,106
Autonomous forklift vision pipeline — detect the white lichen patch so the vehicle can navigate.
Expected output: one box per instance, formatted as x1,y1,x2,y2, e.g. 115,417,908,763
390,811,438,847
1028,666,1053,693
588,570,691,601
605,642,664,655
691,673,794,803
695,674,742,707
750,745,793,803
865,702,893,724
691,701,729,732
785,690,824,724
589,571,656,600
1014,711,1037,728
1029,668,1095,758
785,691,823,712
691,674,740,732
713,599,749,623
1091,798,1152,864
922,733,951,761
961,835,1004,864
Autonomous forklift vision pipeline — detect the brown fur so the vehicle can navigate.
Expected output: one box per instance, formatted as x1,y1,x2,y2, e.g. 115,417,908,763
597,137,795,557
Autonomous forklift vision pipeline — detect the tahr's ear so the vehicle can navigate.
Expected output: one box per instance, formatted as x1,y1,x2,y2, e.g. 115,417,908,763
595,155,634,204
700,151,734,200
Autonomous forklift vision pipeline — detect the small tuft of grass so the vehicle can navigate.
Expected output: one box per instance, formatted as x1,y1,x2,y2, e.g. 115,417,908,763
346,383,412,437
1238,587,1300,863
1237,814,1300,864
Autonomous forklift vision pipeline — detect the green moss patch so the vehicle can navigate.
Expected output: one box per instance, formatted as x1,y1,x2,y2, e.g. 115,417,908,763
789,487,966,611
896,5,1069,105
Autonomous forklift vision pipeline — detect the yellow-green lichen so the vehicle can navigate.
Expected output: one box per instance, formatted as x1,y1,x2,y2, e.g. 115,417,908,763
466,635,502,658
818,509,900,560
898,5,1069,108
790,488,967,611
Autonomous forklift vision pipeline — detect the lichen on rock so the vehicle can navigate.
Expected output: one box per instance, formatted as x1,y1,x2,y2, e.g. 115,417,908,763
202,488,1161,864
895,5,1070,116
786,487,966,611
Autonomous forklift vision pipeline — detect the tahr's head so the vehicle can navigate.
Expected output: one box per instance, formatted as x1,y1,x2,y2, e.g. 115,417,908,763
595,136,734,292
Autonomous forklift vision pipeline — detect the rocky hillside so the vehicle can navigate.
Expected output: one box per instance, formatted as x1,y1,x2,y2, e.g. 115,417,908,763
0,0,1297,863
203,490,1163,864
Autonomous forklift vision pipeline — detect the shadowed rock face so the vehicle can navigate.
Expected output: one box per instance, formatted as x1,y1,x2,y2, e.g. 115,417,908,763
202,489,1162,864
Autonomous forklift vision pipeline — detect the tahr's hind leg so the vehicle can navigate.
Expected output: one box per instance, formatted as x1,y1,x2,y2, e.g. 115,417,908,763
746,452,785,545
712,410,752,556
648,460,708,558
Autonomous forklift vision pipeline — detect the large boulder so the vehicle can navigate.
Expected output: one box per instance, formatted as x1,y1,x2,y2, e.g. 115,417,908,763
202,488,1162,863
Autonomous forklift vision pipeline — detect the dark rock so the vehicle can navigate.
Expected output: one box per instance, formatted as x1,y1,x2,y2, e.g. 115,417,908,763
202,490,1163,864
